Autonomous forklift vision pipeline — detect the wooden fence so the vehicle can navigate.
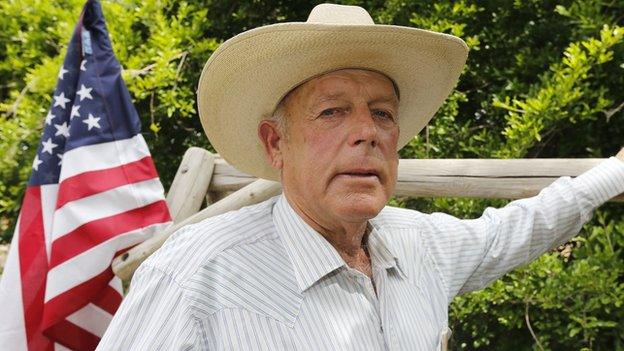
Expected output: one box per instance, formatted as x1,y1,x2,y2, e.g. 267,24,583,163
111,147,623,281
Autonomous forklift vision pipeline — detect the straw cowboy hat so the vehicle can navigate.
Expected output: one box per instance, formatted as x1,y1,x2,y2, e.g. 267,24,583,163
197,3,469,181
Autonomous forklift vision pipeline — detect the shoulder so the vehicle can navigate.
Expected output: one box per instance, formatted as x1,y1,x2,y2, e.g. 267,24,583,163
369,205,426,258
373,204,473,232
138,196,280,284
137,195,301,323
370,205,472,249
371,204,427,229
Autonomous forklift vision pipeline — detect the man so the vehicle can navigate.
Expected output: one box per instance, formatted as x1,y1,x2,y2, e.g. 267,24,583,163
98,4,624,350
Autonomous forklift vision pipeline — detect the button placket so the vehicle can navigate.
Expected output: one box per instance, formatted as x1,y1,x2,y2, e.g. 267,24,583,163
374,267,395,350
345,268,384,338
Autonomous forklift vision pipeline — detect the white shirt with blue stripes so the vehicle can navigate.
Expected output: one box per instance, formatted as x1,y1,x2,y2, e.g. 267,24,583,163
97,157,624,350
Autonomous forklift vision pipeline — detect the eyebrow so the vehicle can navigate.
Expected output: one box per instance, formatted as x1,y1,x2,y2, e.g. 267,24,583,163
306,93,345,113
368,96,399,105
312,93,399,107
315,93,345,104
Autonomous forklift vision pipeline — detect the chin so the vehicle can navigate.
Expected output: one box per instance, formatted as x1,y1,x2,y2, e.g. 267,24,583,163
334,193,387,220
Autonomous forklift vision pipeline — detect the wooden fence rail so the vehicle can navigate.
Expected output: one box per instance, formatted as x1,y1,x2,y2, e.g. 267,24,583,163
211,156,623,200
112,147,623,281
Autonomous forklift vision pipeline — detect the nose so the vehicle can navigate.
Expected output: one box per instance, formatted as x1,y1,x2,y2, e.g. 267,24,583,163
348,106,379,148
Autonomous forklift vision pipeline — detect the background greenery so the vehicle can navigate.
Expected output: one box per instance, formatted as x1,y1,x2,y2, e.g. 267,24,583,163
1,0,623,349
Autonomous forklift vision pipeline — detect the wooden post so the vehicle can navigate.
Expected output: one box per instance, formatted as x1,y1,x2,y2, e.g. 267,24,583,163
166,147,215,223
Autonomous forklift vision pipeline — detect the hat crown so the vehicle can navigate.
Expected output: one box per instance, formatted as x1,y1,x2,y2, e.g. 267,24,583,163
306,4,375,25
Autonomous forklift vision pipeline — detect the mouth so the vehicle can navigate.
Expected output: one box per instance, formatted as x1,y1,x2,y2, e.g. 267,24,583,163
337,169,380,180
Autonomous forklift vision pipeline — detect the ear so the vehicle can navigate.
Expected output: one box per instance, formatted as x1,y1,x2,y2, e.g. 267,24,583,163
257,120,284,170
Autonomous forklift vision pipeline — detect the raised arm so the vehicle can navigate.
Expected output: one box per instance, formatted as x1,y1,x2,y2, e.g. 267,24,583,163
420,155,624,302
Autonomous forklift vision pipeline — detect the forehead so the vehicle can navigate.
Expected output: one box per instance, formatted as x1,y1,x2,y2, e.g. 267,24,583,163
283,69,399,107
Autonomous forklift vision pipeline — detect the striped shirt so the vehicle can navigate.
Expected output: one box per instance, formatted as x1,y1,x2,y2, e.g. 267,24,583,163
97,157,624,350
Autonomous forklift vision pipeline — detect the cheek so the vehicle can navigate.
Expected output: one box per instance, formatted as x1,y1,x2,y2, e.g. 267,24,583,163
303,128,342,158
380,126,400,151
381,128,400,179
299,131,342,189
283,129,340,181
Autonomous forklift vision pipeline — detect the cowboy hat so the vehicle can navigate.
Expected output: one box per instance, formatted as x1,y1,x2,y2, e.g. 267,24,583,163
197,3,468,181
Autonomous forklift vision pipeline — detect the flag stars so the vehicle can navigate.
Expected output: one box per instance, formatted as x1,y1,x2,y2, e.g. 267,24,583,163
76,84,93,101
57,153,63,166
41,137,58,154
32,155,43,171
45,111,55,125
58,66,68,80
83,113,101,131
54,122,70,138
53,92,71,109
80,59,87,71
70,105,81,120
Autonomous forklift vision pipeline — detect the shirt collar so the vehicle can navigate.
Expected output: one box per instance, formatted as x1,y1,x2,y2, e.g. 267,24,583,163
273,195,345,293
273,194,406,292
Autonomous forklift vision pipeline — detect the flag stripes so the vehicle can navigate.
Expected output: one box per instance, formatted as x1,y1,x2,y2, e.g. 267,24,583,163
56,156,158,209
52,178,166,240
17,188,51,351
65,303,113,337
49,201,169,269
44,270,118,325
91,285,123,315
45,320,99,351
59,135,150,182
46,221,169,302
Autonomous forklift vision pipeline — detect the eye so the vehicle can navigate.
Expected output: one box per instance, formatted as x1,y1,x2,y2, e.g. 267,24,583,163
372,109,395,121
319,108,342,118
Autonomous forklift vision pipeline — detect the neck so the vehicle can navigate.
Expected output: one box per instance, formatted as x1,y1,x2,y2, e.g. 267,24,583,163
287,196,368,252
284,194,373,277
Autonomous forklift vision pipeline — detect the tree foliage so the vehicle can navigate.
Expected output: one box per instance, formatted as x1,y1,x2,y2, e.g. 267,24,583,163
1,0,623,349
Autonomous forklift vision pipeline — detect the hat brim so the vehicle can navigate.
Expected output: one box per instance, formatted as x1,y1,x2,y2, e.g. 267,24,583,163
197,23,469,181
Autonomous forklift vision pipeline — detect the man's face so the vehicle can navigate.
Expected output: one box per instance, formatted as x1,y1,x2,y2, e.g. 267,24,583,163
277,69,400,224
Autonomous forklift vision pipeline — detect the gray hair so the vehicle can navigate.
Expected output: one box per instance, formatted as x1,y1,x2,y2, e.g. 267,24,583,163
268,96,290,137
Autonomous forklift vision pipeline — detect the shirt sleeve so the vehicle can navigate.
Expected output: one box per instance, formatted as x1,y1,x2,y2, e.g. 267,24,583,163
96,265,205,350
421,157,624,302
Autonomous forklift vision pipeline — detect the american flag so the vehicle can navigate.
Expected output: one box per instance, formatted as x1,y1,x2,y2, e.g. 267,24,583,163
0,1,172,350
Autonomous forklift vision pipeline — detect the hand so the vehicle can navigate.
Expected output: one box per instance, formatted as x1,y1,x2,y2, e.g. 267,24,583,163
617,147,624,162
